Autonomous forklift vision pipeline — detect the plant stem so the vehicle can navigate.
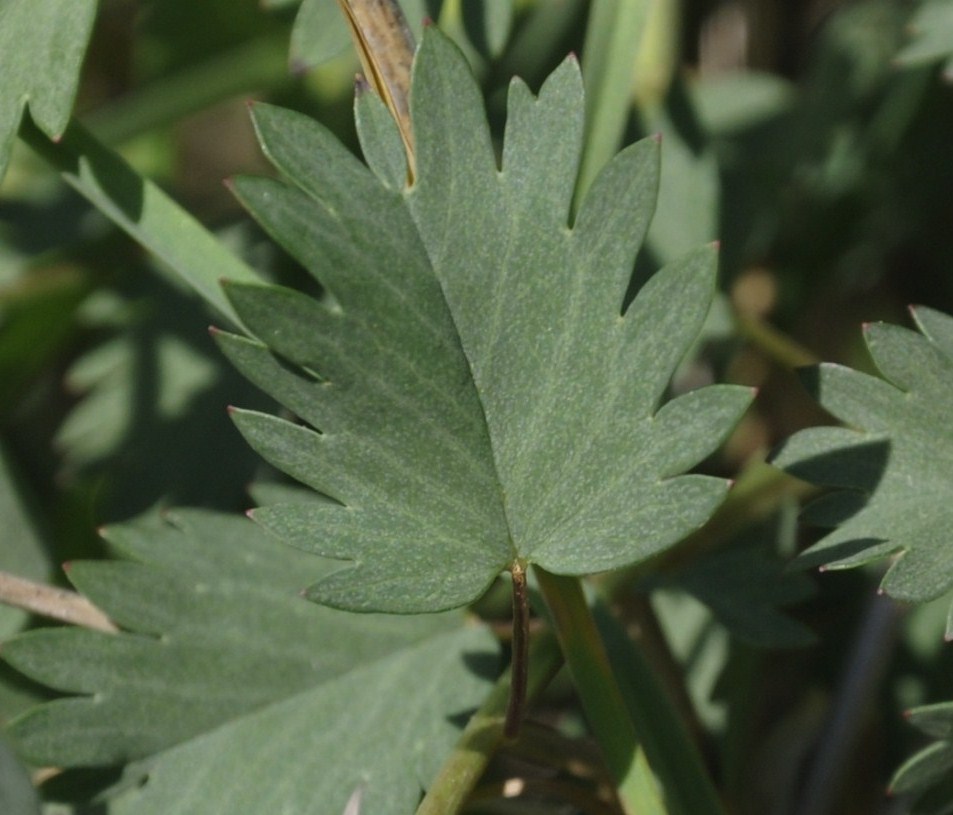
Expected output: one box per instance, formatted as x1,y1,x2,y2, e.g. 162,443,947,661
534,568,667,815
734,312,818,369
85,34,291,145
18,115,262,327
504,560,529,738
415,629,563,815
0,570,117,633
575,0,652,205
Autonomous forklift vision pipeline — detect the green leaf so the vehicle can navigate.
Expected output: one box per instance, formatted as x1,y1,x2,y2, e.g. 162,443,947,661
891,702,953,813
773,307,953,616
650,508,816,648
3,509,487,775
0,0,97,183
0,736,38,815
895,0,953,79
219,29,752,613
18,118,262,327
0,444,53,640
94,628,494,815
54,275,271,518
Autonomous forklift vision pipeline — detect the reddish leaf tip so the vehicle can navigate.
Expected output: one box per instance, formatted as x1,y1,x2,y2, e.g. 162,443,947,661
208,325,221,337
226,405,237,415
818,565,829,573
651,131,663,144
290,59,310,78
298,587,308,598
355,73,370,94
422,16,434,27
861,321,872,332
62,561,73,573
95,525,108,537
222,177,236,192
245,508,256,520
710,239,722,252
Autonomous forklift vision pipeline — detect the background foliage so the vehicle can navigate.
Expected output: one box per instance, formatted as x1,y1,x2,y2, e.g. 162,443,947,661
3,1,953,814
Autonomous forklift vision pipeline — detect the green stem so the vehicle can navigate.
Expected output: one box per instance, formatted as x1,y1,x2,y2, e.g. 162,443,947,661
575,0,652,205
734,312,818,369
415,629,563,815
85,34,291,145
18,115,261,327
535,568,667,815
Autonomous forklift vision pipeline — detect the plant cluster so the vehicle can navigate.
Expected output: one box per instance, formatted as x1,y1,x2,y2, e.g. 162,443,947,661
3,1,953,814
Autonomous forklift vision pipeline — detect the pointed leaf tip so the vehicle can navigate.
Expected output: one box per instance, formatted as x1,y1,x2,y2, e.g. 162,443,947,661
62,561,73,573
355,73,370,94
652,131,663,143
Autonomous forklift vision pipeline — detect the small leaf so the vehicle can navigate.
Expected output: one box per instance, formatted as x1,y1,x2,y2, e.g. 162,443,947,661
221,28,752,614
773,308,953,616
892,702,953,812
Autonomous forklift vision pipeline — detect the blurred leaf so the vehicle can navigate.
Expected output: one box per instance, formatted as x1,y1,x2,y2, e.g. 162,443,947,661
773,308,953,625
0,445,53,639
0,736,39,815
3,509,493,814
218,28,751,613
0,265,90,417
54,273,270,519
460,0,514,58
896,0,953,79
892,701,953,814
654,508,816,648
643,82,720,266
0,0,97,183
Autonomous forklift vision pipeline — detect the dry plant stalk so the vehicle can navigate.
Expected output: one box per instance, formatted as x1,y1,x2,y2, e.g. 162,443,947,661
336,0,417,180
0,569,118,633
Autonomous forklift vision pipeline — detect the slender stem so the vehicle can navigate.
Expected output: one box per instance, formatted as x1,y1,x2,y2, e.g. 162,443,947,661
415,630,563,815
18,115,261,327
0,570,117,633
504,560,529,738
534,567,667,815
85,34,291,144
734,312,818,369
575,0,652,205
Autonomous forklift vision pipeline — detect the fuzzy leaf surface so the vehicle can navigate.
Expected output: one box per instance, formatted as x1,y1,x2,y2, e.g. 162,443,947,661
773,308,953,617
0,0,97,182
2,509,487,792
220,29,752,613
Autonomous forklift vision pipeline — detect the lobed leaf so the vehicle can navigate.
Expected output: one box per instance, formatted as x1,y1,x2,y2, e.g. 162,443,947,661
773,308,953,622
3,510,483,771
219,28,753,614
